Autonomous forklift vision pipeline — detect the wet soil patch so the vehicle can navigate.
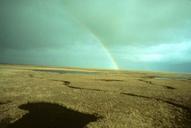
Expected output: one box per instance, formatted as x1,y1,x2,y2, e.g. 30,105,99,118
97,79,124,82
6,102,99,128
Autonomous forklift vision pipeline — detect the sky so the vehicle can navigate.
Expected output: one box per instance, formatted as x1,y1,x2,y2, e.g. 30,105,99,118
0,0,191,72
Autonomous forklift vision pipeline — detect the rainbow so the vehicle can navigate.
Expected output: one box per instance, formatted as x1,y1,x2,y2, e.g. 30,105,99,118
89,33,119,69
64,11,119,69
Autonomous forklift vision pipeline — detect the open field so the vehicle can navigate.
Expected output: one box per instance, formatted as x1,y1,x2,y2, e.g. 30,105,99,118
0,64,191,128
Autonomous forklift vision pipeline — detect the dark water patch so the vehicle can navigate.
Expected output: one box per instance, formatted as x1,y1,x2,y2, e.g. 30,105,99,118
28,74,34,78
65,84,104,92
142,76,156,79
121,92,191,113
51,79,71,85
6,102,99,128
121,93,150,99
0,100,11,105
61,80,71,85
0,102,5,105
154,77,191,81
67,86,104,92
139,79,176,90
164,86,176,90
142,75,190,81
97,79,124,82
33,69,98,75
154,77,172,80
138,79,153,84
51,79,105,92
64,81,70,85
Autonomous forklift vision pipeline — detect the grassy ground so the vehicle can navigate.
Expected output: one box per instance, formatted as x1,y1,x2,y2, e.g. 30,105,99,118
0,64,191,128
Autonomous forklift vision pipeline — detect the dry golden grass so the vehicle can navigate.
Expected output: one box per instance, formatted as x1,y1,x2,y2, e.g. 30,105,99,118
0,64,191,128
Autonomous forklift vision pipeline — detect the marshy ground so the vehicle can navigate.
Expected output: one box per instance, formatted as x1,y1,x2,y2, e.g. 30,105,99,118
0,64,191,128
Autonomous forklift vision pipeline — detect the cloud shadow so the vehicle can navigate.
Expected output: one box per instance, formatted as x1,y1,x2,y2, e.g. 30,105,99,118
6,102,99,128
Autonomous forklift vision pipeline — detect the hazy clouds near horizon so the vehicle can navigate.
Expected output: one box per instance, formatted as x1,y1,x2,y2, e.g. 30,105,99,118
0,0,191,72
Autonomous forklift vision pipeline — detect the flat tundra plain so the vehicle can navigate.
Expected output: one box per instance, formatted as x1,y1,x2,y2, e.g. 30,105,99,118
0,64,191,128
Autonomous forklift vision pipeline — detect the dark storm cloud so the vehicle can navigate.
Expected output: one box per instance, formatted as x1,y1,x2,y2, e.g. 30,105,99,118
63,0,191,46
0,0,87,50
0,0,191,72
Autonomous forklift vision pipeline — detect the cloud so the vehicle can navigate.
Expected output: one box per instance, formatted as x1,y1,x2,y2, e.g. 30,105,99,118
63,0,191,46
112,42,191,62
111,41,191,72
0,0,191,72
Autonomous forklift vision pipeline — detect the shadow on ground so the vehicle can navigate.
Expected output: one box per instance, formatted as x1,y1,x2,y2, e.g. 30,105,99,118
6,102,99,128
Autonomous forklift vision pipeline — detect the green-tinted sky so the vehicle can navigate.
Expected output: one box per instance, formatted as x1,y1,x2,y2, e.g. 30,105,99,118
0,0,191,72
